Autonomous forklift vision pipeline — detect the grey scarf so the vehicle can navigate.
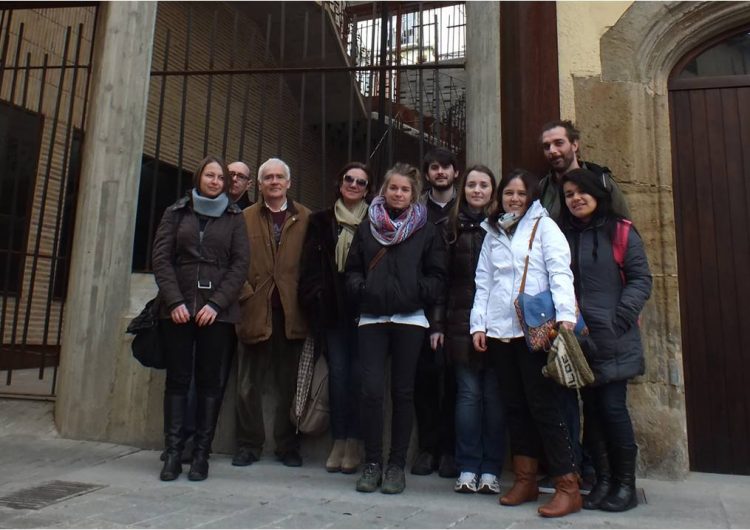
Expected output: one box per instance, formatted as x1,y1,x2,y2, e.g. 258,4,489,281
191,188,229,218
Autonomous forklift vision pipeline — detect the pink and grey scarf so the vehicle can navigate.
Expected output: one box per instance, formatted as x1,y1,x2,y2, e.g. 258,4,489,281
368,195,427,246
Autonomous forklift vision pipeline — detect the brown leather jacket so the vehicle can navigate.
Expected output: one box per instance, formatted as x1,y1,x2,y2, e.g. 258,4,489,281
236,200,311,344
151,195,250,323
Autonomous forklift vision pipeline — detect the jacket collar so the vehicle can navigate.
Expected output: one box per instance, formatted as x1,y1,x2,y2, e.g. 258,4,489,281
482,200,548,238
261,198,299,216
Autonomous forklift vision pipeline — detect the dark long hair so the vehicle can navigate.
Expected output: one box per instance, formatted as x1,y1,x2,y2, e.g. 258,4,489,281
446,164,497,244
192,155,230,195
334,161,374,203
558,168,623,241
487,168,539,227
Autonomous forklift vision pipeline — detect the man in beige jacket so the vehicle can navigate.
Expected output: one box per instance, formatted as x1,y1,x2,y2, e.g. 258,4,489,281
233,157,311,467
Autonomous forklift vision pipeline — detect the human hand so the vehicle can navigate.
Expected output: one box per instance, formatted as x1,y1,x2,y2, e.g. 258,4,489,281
430,332,444,351
559,321,575,332
195,304,218,327
171,303,191,324
472,331,487,352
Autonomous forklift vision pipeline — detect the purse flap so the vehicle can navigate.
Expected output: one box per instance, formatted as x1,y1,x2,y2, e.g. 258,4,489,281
516,290,555,327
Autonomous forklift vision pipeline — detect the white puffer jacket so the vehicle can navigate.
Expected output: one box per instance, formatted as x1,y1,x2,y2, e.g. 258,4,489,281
470,201,576,340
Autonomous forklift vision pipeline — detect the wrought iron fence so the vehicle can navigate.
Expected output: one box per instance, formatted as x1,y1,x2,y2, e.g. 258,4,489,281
0,5,97,397
134,1,467,273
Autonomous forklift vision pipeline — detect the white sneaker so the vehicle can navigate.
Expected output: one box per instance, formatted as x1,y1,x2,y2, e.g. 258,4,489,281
477,473,500,494
454,471,478,493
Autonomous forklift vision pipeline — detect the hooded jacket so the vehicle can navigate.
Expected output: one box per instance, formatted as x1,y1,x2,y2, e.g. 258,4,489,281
470,201,576,340
562,217,652,384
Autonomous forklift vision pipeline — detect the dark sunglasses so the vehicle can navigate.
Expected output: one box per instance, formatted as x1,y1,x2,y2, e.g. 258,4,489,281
343,174,368,188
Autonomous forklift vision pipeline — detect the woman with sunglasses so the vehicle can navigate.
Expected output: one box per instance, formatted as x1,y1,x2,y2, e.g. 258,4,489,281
299,162,373,474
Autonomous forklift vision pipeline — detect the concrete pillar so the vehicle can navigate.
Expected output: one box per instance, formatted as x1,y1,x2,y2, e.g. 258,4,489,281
465,2,502,174
56,2,157,439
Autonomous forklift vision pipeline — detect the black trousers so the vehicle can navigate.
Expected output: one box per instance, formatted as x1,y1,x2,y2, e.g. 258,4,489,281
359,323,424,468
581,379,636,451
413,337,456,457
162,319,235,399
488,337,577,477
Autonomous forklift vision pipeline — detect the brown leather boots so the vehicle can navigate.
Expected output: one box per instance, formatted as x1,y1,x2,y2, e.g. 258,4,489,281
537,473,583,518
499,456,540,505
500,456,582,518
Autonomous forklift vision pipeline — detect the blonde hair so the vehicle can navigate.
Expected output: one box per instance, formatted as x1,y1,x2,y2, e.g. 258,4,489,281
379,163,422,204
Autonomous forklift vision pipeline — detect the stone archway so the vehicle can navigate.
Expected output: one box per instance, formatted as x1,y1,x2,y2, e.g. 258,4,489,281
568,1,750,479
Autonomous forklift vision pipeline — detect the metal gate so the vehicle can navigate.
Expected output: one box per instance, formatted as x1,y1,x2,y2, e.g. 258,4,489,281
134,1,466,273
0,5,97,398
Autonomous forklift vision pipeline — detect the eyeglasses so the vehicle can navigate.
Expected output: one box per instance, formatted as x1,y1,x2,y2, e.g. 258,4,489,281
344,174,368,188
229,171,251,182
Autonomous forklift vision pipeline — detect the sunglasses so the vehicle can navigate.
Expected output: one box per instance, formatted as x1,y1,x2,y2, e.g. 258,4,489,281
343,174,368,188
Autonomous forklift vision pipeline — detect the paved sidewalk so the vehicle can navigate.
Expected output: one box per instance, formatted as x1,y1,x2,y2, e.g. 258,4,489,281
1,399,749,529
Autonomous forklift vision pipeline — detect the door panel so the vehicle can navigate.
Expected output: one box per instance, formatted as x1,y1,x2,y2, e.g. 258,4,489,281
670,84,750,474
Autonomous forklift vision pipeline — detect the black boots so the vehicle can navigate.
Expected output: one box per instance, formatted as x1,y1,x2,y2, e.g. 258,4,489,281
582,441,612,510
160,394,187,481
188,395,222,481
600,445,638,512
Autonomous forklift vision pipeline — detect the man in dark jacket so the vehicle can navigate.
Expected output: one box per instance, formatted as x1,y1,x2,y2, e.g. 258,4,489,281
228,160,254,210
538,120,630,221
538,120,631,493
413,148,459,478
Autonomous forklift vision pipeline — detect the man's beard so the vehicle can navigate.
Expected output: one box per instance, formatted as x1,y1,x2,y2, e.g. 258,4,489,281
430,181,454,192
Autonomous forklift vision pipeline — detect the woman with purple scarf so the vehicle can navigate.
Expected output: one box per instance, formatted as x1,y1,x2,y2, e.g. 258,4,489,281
345,163,447,495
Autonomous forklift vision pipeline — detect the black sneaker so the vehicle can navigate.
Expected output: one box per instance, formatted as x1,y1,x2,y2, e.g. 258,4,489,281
232,447,259,467
279,449,303,467
356,463,383,493
410,451,435,476
381,464,406,494
438,454,459,478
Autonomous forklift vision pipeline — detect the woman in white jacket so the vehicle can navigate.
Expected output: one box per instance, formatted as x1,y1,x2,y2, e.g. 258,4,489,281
470,169,581,518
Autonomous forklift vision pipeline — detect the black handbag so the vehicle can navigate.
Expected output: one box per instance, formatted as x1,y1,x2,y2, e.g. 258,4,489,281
126,297,166,369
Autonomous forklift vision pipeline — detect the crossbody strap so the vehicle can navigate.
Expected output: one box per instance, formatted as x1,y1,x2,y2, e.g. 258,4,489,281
518,217,543,296
368,247,388,271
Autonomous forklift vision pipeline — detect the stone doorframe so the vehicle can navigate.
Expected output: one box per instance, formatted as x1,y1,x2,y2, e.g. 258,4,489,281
569,1,750,479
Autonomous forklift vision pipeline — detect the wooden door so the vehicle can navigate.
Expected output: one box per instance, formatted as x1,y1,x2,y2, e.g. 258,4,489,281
669,74,750,474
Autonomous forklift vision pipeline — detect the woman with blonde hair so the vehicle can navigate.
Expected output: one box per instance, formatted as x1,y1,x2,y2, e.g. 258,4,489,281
345,163,447,494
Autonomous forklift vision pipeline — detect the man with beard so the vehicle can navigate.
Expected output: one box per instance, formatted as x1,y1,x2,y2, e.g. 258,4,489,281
412,147,459,478
539,120,629,221
537,120,630,495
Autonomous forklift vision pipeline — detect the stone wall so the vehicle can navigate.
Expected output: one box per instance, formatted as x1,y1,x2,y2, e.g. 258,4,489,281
566,1,750,479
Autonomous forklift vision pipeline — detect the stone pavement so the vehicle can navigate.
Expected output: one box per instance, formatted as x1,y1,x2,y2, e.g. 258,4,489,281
1,398,749,529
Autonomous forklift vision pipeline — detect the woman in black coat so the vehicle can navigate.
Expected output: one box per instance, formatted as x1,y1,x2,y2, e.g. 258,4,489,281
299,162,372,474
152,155,250,482
344,163,447,495
429,165,506,495
559,168,652,512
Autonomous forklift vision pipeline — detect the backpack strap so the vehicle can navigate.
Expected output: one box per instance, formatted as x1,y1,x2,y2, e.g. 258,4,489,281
613,219,632,284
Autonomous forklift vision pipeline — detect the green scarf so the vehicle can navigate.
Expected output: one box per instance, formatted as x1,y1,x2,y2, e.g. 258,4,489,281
334,198,368,272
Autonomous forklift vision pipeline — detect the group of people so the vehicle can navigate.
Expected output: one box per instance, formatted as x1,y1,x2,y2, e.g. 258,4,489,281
149,119,652,519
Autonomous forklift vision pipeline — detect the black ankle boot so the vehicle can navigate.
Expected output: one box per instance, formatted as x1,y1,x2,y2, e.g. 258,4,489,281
188,395,222,481
600,445,638,512
582,441,612,510
160,394,187,481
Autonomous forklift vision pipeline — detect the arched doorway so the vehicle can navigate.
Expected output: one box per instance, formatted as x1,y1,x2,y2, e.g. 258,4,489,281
668,27,750,475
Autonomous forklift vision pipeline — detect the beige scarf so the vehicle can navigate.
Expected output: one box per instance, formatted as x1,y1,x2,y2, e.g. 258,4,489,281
334,198,368,272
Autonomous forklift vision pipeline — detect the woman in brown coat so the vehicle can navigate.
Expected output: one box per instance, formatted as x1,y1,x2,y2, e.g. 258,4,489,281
152,155,250,482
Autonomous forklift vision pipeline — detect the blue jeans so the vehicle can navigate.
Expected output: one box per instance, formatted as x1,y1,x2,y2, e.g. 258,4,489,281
326,325,361,440
454,362,506,476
